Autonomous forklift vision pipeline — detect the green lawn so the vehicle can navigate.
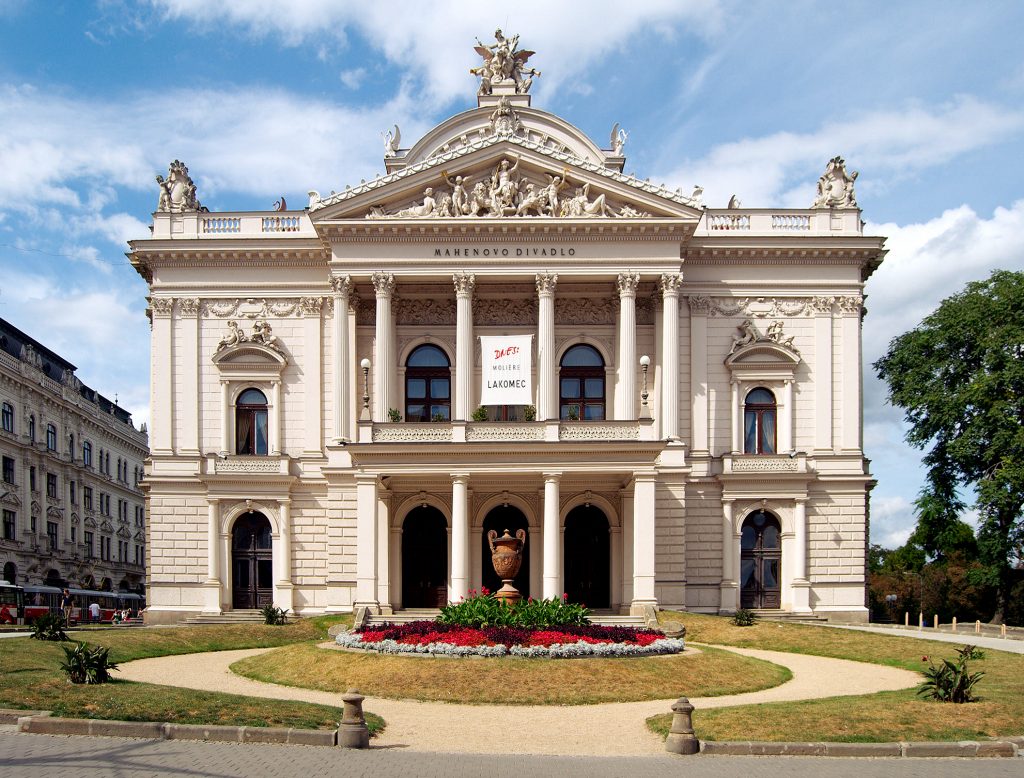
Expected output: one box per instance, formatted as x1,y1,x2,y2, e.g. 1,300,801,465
646,612,1024,742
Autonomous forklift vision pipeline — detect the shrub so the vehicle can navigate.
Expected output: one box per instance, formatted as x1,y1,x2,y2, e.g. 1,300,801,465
437,591,591,629
60,642,119,684
471,406,489,422
732,608,757,627
30,612,69,642
523,405,536,422
917,648,985,703
260,605,290,625
387,408,402,422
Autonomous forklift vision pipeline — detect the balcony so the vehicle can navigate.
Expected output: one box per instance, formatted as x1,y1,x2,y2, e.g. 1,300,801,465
151,211,317,240
721,453,810,475
695,209,862,237
206,455,291,477
366,419,652,444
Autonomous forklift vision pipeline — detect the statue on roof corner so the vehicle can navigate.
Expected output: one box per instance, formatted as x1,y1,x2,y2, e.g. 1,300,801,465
156,159,206,213
382,125,401,158
472,29,540,95
812,156,858,208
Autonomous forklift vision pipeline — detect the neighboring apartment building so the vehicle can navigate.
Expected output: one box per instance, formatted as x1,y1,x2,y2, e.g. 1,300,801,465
0,318,148,595
129,33,885,624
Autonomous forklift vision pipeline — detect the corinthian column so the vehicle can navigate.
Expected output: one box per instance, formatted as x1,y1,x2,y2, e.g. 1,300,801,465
453,273,476,421
616,272,640,420
660,273,683,440
331,275,351,441
536,273,558,421
371,272,395,421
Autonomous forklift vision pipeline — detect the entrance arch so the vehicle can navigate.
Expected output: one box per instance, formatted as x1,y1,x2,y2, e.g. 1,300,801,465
402,506,448,608
2,562,15,584
740,510,781,609
481,505,530,597
563,505,610,608
231,511,273,609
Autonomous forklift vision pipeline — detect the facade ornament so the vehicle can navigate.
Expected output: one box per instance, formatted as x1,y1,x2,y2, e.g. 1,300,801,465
177,298,200,317
273,196,287,211
61,368,82,391
150,297,174,318
452,273,476,298
561,181,615,218
555,298,617,325
307,190,322,209
610,123,628,156
299,297,324,317
616,272,641,297
249,320,281,352
729,319,798,354
216,321,247,351
155,159,205,213
764,320,797,351
727,195,742,209
812,156,858,209
811,296,836,314
489,96,523,136
330,274,352,297
395,299,457,326
471,29,539,95
474,298,535,326
688,186,704,206
535,272,558,296
382,125,401,158
836,295,864,314
372,272,396,298
488,155,522,214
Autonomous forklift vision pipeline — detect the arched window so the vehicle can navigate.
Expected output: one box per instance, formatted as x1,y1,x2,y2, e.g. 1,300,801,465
235,388,269,455
83,441,92,468
46,424,57,451
559,345,605,420
405,345,450,422
743,387,776,454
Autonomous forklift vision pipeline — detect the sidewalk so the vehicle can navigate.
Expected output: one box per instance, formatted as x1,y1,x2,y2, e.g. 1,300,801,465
118,644,919,756
814,623,1024,654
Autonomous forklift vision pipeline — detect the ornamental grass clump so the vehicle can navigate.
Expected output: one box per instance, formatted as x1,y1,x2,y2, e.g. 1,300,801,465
438,590,590,629
917,644,985,703
60,641,119,684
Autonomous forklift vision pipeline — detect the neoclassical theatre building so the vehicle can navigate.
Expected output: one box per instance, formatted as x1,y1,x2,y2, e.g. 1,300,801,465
130,33,885,624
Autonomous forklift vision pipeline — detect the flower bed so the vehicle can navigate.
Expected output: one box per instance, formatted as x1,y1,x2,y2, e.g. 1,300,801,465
336,619,685,658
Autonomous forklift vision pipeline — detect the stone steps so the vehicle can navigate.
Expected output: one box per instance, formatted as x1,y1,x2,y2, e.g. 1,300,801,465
180,610,266,625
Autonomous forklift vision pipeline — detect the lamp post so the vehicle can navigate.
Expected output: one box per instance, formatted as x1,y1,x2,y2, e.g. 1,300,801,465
360,358,371,421
639,354,651,419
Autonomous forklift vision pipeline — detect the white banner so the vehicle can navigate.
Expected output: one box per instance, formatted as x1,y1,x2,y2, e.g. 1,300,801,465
479,335,533,405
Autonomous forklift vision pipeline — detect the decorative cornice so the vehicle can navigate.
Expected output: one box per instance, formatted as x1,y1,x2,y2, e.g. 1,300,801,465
685,295,861,319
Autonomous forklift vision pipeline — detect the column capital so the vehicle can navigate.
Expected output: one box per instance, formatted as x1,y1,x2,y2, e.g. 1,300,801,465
330,274,352,298
535,272,558,296
452,272,476,298
616,271,641,297
794,496,808,505
371,271,396,298
541,471,562,482
660,272,684,297
450,472,471,483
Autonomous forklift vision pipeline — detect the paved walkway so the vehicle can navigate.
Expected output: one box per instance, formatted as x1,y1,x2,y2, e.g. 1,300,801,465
816,623,1024,654
118,644,920,756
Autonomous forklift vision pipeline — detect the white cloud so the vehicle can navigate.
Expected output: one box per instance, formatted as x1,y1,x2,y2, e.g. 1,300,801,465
665,97,1024,208
149,0,723,103
340,68,367,90
871,496,916,548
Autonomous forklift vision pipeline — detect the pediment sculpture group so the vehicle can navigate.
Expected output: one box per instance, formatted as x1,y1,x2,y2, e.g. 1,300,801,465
369,155,649,220
216,320,283,354
729,319,798,355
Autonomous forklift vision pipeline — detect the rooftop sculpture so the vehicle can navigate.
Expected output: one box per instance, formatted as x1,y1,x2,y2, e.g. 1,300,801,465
471,29,540,95
156,160,206,213
812,156,858,209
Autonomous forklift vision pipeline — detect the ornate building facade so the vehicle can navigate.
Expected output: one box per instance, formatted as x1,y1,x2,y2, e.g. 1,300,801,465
0,318,148,594
130,33,885,624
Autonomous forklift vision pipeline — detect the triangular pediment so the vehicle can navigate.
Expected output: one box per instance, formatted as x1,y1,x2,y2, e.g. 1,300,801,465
310,138,703,223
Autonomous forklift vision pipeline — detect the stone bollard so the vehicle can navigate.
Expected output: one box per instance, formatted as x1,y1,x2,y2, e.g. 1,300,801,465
338,688,370,748
665,696,700,755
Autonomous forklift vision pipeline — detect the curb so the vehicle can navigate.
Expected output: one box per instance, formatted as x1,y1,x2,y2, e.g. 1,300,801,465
698,738,1023,758
5,710,336,748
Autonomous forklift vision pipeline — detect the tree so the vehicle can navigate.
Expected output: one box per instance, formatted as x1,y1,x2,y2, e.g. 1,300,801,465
875,270,1024,622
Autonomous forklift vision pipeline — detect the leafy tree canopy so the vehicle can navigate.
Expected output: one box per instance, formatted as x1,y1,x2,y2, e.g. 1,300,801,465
875,269,1024,620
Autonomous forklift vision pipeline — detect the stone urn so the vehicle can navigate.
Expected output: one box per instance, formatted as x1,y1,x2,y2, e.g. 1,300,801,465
488,528,527,604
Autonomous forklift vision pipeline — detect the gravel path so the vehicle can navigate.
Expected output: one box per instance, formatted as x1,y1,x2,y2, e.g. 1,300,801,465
117,644,919,756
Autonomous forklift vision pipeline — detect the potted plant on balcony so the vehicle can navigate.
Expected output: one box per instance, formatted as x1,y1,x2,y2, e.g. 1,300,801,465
471,406,489,422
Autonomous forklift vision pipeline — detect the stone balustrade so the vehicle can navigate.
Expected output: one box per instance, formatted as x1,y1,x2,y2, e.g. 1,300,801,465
697,209,861,236
150,212,317,239
720,452,809,474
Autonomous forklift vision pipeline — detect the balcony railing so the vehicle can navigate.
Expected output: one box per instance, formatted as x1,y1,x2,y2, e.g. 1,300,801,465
696,209,861,237
721,453,809,474
368,420,650,444
207,455,290,476
151,211,317,239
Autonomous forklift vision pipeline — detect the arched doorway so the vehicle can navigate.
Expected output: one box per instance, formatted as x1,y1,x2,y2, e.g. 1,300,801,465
740,510,782,609
44,569,64,588
2,562,15,584
563,505,610,608
402,506,448,608
481,506,529,597
231,511,273,609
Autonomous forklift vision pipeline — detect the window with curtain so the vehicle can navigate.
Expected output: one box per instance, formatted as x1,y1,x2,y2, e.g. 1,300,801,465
743,387,777,454
46,424,57,451
559,344,605,420
405,345,451,422
235,388,269,455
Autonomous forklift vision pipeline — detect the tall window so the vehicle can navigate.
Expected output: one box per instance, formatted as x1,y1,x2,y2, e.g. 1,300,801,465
83,441,92,467
743,387,777,454
1,402,13,433
28,415,35,443
405,345,451,422
2,456,14,484
68,433,75,457
46,521,58,550
83,486,93,511
2,510,15,541
46,424,57,451
29,467,36,492
46,473,58,498
559,344,605,420
235,388,269,455
69,481,76,504
84,531,94,558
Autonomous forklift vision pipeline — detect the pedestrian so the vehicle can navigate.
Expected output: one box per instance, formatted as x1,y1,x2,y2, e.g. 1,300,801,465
89,601,101,623
60,588,74,626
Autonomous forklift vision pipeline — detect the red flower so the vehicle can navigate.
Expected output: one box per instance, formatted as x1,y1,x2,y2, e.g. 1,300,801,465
562,593,568,600
481,586,490,595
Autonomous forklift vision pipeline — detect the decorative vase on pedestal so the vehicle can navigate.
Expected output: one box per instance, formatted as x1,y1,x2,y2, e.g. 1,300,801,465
487,528,527,603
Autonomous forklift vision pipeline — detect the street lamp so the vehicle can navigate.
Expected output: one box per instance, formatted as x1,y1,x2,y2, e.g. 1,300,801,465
360,358,371,420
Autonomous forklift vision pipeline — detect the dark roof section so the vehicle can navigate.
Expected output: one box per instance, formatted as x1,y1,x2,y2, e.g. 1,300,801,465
0,317,135,427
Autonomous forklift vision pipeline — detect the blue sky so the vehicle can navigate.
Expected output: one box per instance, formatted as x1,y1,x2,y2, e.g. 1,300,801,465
1,1,1023,549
